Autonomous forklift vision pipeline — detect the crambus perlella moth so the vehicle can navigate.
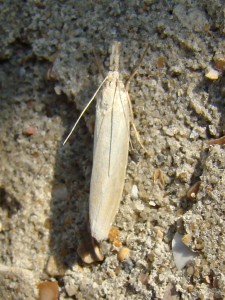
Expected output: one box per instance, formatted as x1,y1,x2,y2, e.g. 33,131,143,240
89,42,130,241
64,41,148,243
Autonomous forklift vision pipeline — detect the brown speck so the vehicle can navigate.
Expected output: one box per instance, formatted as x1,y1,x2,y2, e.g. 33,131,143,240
47,66,58,81
32,150,40,158
113,239,122,247
156,56,166,68
153,226,164,241
203,24,211,33
153,168,165,188
117,247,130,262
63,214,73,227
108,227,122,247
44,218,52,230
38,281,59,300
187,284,194,293
138,273,149,285
114,266,121,275
187,181,201,200
182,233,193,247
194,238,204,250
214,55,225,71
23,126,37,136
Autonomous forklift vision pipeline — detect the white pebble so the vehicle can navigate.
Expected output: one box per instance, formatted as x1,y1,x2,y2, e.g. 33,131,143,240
134,200,145,211
205,68,219,80
131,184,139,199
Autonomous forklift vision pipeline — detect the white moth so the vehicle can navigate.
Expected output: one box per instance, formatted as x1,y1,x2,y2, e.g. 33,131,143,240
89,42,130,241
64,42,148,243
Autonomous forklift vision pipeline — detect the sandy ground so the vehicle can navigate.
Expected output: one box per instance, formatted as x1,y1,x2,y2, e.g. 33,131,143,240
0,1,224,299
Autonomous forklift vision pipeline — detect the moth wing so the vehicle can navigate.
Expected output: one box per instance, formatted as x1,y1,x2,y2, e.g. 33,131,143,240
89,79,130,241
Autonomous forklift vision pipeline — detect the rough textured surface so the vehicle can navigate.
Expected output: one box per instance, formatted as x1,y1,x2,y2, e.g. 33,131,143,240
0,264,38,300
0,1,225,299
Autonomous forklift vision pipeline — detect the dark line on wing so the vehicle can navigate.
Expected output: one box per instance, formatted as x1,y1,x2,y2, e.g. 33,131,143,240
108,79,118,177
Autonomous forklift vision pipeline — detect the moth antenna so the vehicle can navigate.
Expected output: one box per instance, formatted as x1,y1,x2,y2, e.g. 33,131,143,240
125,43,150,90
93,47,105,79
63,75,108,145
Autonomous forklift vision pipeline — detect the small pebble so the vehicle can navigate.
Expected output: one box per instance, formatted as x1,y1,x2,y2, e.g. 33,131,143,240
182,233,193,247
46,255,65,277
117,247,130,262
214,55,225,71
131,184,139,199
23,126,37,136
186,266,195,276
134,200,145,211
205,68,219,80
38,281,59,300
187,181,201,200
108,227,121,245
208,124,217,137
187,284,194,293
154,226,164,241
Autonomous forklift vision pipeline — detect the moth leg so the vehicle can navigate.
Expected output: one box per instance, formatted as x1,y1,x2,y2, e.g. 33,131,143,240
127,93,149,154
124,43,150,154
131,120,149,154
93,46,105,79
125,43,150,90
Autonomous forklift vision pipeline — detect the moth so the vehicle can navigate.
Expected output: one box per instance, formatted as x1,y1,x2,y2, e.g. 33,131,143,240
64,41,148,242
89,42,130,241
